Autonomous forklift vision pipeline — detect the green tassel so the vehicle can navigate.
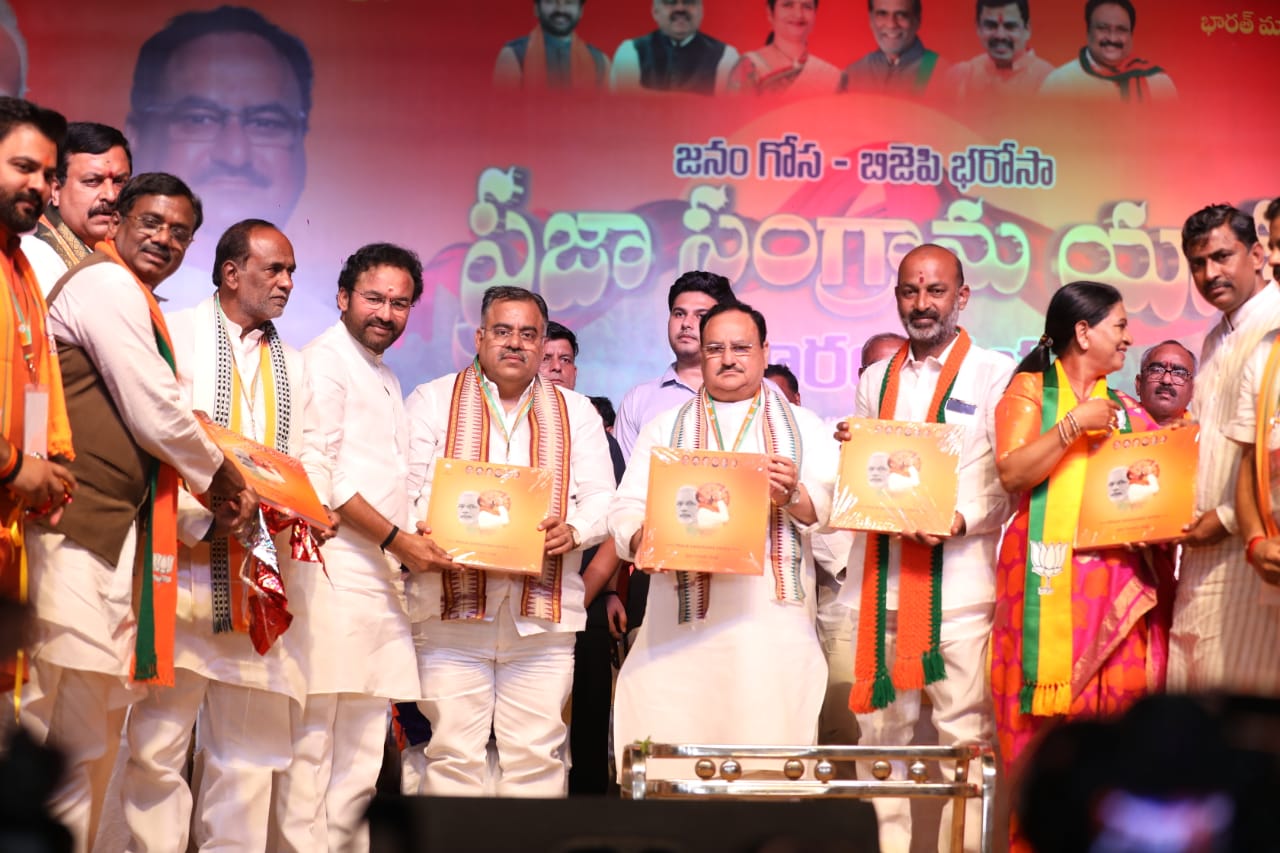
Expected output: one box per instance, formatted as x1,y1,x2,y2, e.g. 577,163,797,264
1019,682,1036,715
871,669,897,710
922,648,946,684
132,485,158,680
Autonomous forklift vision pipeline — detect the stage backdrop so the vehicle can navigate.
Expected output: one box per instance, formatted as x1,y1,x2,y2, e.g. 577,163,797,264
14,0,1280,419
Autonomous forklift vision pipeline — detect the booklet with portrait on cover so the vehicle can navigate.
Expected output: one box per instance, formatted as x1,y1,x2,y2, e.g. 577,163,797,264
635,447,771,574
1075,424,1199,549
195,412,331,531
830,417,963,536
424,459,552,575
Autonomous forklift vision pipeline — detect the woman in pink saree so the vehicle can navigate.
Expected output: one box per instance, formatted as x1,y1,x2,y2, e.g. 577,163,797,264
992,282,1175,847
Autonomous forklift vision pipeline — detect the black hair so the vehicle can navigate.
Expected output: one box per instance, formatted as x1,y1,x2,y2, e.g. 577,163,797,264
977,0,1029,24
129,6,313,122
545,320,578,358
1266,197,1280,223
699,301,767,344
1181,204,1257,253
589,396,616,430
765,0,818,45
212,218,277,287
866,0,920,14
764,363,799,397
337,243,424,304
667,270,735,311
1013,280,1122,375
480,285,548,324
0,96,66,150
1085,0,1134,31
116,172,203,233
56,122,132,185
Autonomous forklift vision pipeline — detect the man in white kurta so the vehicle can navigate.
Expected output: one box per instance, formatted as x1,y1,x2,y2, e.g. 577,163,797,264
404,286,614,797
120,222,330,851
837,245,1013,853
272,243,424,853
27,175,257,853
1172,205,1280,695
609,302,837,763
1219,329,1280,694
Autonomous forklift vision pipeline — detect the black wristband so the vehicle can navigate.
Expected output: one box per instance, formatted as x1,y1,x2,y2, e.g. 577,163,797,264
603,590,619,597
201,517,218,542
0,451,25,486
380,525,400,551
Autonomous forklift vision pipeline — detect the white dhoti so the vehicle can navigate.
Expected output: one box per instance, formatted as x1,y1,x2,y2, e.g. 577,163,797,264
851,604,994,853
414,604,576,797
24,528,143,853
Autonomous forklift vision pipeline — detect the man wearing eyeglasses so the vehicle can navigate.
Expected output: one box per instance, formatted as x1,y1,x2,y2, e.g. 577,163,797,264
608,301,837,778
833,244,1012,853
126,7,310,287
273,243,425,851
401,285,614,797
29,172,258,852
1135,340,1195,427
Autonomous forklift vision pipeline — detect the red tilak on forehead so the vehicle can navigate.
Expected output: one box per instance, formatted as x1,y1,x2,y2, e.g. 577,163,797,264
917,271,925,284
997,12,1005,25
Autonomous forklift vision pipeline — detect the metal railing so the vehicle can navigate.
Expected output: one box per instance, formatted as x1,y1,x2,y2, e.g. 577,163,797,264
620,741,998,853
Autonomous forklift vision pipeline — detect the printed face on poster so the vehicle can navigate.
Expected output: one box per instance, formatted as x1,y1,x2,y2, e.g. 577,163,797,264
637,447,770,575
424,458,552,575
831,417,962,536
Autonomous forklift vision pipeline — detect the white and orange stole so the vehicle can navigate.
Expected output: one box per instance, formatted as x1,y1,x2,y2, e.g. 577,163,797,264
669,386,805,623
441,362,571,621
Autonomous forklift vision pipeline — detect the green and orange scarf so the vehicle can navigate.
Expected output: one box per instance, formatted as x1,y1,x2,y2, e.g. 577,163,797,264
850,329,970,712
1078,47,1167,102
98,240,180,686
1020,359,1129,715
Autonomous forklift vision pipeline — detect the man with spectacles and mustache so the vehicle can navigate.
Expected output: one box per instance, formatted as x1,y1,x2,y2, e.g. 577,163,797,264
494,0,610,92
401,285,614,798
942,0,1053,103
273,242,425,852
21,123,131,295
609,301,837,778
1135,340,1195,427
610,0,739,95
1040,0,1176,103
29,172,258,853
126,6,311,304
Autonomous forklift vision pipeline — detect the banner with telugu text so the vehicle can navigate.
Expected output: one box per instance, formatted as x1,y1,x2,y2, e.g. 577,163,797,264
13,0,1279,419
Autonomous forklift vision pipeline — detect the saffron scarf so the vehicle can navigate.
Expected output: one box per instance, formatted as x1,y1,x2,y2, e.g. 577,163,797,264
97,240,180,686
1021,359,1129,715
1254,336,1280,537
207,297,301,652
440,360,571,622
1077,47,1166,102
1,246,74,699
523,25,598,91
669,385,804,623
849,330,970,713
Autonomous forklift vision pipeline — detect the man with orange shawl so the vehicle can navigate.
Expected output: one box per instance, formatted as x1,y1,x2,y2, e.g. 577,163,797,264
493,0,610,92
1039,0,1176,103
0,96,75,713
25,172,257,853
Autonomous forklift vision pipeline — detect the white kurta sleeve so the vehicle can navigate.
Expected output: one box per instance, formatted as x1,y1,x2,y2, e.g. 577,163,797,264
564,394,615,550
304,342,357,508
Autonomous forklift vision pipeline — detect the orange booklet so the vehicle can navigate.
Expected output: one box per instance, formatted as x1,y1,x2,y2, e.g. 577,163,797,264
1075,424,1199,549
195,412,331,531
635,448,771,574
830,418,963,536
424,459,553,576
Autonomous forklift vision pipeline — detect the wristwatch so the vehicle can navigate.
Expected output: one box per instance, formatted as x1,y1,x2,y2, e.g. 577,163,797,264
569,525,582,549
786,486,802,507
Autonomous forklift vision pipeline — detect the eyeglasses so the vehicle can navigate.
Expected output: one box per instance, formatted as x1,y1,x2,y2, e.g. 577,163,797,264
484,326,542,346
1142,363,1192,385
701,343,757,359
139,103,307,147
127,213,193,247
353,290,413,313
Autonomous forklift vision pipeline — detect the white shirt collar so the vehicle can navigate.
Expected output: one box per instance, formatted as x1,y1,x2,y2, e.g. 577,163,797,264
904,333,959,368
